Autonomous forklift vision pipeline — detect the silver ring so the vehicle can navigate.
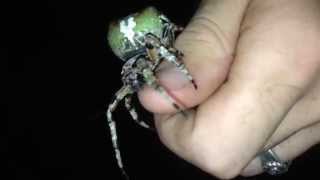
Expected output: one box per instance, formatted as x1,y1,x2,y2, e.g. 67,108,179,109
259,149,291,175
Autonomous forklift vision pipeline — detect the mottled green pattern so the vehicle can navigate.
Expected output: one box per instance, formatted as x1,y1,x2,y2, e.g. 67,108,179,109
133,7,162,37
107,7,163,60
107,22,124,59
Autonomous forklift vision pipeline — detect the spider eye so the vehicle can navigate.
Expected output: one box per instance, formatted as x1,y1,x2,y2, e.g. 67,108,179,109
130,74,144,91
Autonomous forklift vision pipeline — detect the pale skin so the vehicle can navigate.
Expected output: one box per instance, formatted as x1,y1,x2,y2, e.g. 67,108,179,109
138,0,320,179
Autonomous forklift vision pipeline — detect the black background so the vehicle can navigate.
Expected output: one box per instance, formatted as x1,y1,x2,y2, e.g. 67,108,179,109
7,0,320,180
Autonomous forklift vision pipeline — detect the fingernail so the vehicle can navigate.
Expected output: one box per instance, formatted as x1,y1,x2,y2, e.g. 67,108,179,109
156,62,190,90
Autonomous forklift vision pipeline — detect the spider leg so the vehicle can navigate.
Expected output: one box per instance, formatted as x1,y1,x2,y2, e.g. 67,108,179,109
159,14,183,39
124,96,151,129
145,33,197,89
165,47,197,89
106,85,132,180
168,47,184,59
142,67,184,112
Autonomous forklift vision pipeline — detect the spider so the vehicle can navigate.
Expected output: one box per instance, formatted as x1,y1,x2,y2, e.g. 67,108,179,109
106,6,196,179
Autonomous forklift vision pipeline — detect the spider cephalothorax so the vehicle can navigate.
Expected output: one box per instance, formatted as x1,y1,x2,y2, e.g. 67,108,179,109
106,6,196,179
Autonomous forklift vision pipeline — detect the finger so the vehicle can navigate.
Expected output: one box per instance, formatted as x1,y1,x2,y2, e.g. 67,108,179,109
138,0,251,113
241,122,320,176
263,74,320,150
155,1,320,179
241,72,320,176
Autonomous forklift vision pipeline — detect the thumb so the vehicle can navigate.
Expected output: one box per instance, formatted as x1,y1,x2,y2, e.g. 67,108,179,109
138,0,250,113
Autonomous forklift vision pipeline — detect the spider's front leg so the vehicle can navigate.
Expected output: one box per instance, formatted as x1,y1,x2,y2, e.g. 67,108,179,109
160,15,184,44
141,65,184,112
106,85,132,180
145,33,197,89
124,96,151,129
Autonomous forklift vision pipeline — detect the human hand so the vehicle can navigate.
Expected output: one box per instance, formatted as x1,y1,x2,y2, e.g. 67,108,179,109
138,0,320,179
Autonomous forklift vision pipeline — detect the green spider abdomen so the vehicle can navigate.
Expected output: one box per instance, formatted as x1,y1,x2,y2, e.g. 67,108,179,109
107,6,167,61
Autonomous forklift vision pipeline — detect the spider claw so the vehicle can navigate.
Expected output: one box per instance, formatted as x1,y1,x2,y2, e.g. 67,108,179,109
172,103,188,118
172,102,180,110
180,110,188,118
191,79,198,89
121,169,130,180
124,96,153,130
170,101,187,117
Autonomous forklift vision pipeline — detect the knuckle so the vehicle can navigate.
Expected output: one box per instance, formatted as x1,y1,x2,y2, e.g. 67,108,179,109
175,15,233,57
188,132,245,179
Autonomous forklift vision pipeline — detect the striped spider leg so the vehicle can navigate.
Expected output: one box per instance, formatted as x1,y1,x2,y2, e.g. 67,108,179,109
106,85,132,180
144,33,197,89
106,54,184,179
124,96,150,129
106,7,199,179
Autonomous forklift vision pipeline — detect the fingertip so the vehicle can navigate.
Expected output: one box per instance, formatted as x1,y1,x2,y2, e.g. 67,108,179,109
138,52,233,114
138,86,179,114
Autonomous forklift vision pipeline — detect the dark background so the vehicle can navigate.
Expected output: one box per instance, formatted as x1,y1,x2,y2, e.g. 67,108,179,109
7,0,320,180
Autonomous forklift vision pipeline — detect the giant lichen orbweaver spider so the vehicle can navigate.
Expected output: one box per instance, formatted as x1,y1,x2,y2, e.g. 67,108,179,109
106,6,197,179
